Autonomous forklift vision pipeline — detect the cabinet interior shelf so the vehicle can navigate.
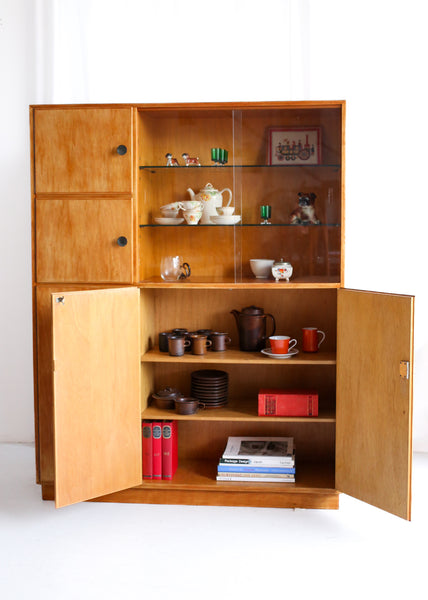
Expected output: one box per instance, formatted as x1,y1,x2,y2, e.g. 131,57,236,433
142,400,335,423
137,459,336,493
138,277,341,289
139,164,341,171
141,347,336,365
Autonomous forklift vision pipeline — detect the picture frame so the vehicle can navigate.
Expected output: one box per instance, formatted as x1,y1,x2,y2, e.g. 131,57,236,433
268,127,322,165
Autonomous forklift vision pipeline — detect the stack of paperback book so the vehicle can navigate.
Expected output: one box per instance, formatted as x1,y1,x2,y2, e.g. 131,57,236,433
142,420,178,481
216,436,295,483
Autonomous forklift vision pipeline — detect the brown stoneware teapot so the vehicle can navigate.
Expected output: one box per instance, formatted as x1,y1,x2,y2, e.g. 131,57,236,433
230,305,276,352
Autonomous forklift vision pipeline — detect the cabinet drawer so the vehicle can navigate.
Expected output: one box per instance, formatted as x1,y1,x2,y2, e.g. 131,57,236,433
34,108,133,193
36,198,134,283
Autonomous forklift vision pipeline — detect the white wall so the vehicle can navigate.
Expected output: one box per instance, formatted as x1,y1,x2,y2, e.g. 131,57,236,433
0,0,426,448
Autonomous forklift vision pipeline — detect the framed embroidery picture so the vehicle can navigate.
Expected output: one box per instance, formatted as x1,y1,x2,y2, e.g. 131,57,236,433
268,127,321,165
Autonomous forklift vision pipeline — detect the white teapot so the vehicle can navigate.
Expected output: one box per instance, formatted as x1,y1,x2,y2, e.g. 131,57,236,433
187,183,232,224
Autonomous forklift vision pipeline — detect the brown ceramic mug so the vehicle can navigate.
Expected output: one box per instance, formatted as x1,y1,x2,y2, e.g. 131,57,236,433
175,397,205,415
210,332,232,352
168,335,191,356
190,334,212,355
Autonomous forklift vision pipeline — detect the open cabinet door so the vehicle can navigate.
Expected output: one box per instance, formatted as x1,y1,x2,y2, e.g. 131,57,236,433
336,289,414,520
52,288,142,508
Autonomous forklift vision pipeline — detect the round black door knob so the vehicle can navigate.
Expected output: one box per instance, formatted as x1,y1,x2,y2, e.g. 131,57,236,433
117,236,128,247
116,145,127,155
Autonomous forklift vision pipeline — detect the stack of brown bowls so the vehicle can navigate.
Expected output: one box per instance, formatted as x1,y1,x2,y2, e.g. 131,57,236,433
190,370,229,408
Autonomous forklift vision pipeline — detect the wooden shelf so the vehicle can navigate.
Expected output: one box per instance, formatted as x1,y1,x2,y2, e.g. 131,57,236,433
93,459,339,510
141,347,337,365
142,399,335,423
138,277,341,290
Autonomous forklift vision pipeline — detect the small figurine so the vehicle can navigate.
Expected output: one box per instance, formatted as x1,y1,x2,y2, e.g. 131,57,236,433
289,192,321,225
182,153,201,167
165,153,180,166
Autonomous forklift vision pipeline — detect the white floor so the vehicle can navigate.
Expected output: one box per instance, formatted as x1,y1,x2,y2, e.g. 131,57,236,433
1,444,427,600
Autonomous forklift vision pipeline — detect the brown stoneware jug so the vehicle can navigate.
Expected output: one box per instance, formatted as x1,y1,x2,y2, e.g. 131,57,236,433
230,305,276,351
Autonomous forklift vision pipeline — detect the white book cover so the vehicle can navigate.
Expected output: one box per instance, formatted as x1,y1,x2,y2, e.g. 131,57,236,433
222,437,295,465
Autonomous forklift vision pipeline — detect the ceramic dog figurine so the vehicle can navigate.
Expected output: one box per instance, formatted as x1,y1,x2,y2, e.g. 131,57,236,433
165,153,180,166
182,153,201,166
289,192,321,225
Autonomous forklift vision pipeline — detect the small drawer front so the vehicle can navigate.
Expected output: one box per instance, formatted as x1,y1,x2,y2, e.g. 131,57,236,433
34,108,133,193
36,197,134,283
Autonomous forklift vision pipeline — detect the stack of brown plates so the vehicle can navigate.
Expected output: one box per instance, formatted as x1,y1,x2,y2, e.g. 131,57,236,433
191,370,229,409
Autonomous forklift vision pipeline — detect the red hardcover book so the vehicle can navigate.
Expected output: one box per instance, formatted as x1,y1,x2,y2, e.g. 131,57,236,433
152,421,163,480
142,421,153,479
162,421,178,480
258,389,319,417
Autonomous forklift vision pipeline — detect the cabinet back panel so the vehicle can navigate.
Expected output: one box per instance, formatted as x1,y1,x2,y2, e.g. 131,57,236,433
149,289,337,351
138,111,233,167
150,363,336,412
139,227,237,281
177,421,336,462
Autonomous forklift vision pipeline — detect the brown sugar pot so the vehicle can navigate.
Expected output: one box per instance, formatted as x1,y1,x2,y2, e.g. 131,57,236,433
230,305,276,351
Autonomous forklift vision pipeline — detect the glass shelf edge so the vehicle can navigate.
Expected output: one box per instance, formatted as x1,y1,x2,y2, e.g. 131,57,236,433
139,223,341,228
139,163,341,170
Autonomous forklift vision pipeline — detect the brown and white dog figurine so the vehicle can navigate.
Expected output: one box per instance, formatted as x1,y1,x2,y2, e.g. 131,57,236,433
289,192,320,225
182,153,201,166
165,153,180,166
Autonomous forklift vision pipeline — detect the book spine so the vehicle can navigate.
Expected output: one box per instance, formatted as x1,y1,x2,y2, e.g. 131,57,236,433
216,475,295,483
162,421,178,480
152,421,163,480
258,390,318,417
142,421,153,480
217,465,295,474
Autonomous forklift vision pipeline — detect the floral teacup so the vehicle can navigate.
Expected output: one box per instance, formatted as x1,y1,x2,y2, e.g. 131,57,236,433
183,210,202,225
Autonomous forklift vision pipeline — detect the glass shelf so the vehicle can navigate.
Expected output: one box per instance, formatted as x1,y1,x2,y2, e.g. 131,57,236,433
140,163,341,171
140,222,341,228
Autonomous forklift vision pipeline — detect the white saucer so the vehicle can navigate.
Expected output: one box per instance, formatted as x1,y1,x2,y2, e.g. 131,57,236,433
210,215,241,225
261,348,299,359
154,217,184,225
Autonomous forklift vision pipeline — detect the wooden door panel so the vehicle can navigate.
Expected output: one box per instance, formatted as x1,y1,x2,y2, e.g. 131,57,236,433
36,198,133,283
34,108,133,193
336,289,414,520
35,284,108,484
52,287,141,507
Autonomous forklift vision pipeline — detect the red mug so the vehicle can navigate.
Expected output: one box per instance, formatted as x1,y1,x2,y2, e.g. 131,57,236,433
302,327,325,352
269,335,297,354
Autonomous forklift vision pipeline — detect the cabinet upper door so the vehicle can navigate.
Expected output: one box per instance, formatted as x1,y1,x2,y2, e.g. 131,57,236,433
34,107,133,193
336,289,414,520
36,197,134,283
52,287,141,508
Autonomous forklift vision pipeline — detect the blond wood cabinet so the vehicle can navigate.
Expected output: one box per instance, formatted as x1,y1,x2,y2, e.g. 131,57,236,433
31,102,414,518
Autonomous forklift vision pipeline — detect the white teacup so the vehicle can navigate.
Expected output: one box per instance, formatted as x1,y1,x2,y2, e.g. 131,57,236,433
183,210,202,225
217,206,235,216
180,200,203,211
161,202,181,211
160,208,179,218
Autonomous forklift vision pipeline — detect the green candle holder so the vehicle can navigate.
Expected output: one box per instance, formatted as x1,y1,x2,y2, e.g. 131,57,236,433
260,205,272,224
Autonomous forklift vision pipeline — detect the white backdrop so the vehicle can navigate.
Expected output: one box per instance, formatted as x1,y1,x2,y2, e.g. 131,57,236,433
0,0,426,448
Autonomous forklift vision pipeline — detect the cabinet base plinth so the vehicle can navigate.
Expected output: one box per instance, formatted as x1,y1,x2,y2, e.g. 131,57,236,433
92,487,339,510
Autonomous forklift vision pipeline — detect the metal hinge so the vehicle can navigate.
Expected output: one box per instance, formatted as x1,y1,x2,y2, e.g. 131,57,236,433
55,296,65,304
399,361,410,380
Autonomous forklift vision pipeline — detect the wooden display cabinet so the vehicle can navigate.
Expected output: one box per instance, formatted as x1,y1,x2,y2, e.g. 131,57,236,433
31,101,414,519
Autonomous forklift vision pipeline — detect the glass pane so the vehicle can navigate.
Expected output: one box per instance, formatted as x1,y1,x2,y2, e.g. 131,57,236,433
137,104,343,285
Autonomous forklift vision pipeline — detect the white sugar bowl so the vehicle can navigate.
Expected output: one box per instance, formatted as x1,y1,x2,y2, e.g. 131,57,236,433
272,258,293,282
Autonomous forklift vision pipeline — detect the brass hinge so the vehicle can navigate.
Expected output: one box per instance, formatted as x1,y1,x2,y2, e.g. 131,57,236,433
399,361,410,380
